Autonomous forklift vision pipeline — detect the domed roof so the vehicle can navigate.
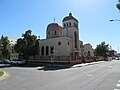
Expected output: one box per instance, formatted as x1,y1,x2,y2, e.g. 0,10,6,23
47,23,62,31
62,13,78,23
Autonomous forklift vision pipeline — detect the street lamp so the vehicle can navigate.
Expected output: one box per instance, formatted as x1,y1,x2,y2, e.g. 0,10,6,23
110,19,120,22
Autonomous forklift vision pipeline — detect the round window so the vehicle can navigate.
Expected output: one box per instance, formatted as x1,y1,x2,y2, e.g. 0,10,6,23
58,41,61,45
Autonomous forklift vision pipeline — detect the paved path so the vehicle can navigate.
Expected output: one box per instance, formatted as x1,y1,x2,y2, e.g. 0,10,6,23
0,60,120,90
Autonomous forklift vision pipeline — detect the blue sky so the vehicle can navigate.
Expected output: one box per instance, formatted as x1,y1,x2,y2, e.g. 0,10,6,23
0,0,120,51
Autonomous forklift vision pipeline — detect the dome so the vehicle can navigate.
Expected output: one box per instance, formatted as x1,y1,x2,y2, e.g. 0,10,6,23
62,13,78,23
47,23,62,31
46,23,63,39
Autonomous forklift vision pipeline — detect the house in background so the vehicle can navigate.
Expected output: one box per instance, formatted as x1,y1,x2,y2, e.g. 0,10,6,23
8,37,17,46
83,43,94,62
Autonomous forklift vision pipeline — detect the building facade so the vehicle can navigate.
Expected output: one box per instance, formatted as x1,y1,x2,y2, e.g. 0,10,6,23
36,13,94,64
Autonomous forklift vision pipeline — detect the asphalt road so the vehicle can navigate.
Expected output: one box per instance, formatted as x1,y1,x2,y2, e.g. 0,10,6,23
0,60,120,90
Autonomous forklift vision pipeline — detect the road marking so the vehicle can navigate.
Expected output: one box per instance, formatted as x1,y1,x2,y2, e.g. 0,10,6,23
86,74,93,77
118,80,120,82
116,84,120,87
114,80,120,90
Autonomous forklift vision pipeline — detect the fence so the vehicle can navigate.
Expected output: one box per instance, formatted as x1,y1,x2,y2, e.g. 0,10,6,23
29,56,94,64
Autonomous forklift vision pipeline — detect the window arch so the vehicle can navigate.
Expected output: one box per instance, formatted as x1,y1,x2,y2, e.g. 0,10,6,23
69,22,71,26
55,30,57,35
41,46,44,56
74,32,77,48
50,46,54,54
46,46,49,55
64,23,66,28
67,23,68,27
88,51,90,56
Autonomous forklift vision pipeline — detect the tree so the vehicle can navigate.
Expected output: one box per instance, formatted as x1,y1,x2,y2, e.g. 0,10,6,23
14,30,39,62
94,42,109,58
0,36,12,59
29,40,39,59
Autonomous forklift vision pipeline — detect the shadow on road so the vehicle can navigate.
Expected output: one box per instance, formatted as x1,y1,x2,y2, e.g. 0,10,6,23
37,64,72,71
0,63,72,71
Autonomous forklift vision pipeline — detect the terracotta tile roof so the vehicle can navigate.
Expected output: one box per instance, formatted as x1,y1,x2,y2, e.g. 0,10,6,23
47,23,62,31
62,13,78,23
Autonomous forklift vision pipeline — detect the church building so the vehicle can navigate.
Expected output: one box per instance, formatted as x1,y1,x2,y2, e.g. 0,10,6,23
38,13,94,64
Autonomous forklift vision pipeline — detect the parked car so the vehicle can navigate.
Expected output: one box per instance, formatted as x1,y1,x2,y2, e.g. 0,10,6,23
3,59,11,64
0,59,11,64
0,59,4,64
10,59,26,65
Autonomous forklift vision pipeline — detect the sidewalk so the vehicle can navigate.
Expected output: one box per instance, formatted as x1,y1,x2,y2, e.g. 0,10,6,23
36,61,105,70
0,64,11,67
72,61,105,68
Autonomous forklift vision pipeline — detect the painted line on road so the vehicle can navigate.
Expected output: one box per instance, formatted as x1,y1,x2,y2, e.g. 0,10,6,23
108,66,113,67
86,74,93,77
116,84,120,87
118,80,120,83
114,80,120,90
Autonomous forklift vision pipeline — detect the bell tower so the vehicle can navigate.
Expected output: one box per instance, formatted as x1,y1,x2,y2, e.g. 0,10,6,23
62,13,80,56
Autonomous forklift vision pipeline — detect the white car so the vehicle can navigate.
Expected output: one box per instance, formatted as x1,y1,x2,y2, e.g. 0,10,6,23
3,59,11,64
10,59,26,65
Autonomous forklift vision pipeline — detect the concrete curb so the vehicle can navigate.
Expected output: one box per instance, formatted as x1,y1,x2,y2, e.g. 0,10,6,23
72,61,105,68
0,71,9,81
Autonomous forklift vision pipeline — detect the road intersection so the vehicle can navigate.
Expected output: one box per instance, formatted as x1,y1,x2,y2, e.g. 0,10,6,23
0,60,120,90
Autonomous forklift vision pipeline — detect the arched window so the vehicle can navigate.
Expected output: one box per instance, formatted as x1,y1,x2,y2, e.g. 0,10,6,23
67,42,69,46
64,23,66,28
55,30,56,35
67,23,68,27
41,46,44,56
74,32,77,48
88,51,90,56
50,46,54,54
69,22,71,26
46,46,49,55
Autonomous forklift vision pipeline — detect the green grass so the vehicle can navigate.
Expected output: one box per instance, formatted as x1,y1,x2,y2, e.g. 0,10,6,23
0,71,4,77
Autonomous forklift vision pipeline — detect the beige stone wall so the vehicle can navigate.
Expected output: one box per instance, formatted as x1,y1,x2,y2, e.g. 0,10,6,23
46,29,63,39
79,41,84,56
39,37,72,56
62,20,80,53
